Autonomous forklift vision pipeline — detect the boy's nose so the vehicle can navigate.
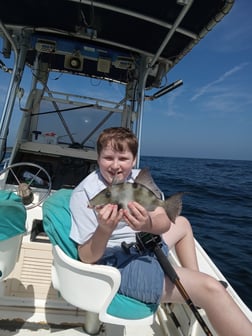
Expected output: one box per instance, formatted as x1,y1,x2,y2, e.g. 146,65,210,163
111,160,120,170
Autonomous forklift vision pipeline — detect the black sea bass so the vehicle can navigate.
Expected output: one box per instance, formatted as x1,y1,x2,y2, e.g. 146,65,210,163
88,168,184,223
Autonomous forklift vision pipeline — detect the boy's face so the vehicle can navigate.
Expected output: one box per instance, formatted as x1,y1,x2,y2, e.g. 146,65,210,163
97,142,136,185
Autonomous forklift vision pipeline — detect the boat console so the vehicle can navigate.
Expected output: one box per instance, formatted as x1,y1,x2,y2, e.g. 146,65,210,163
8,141,97,190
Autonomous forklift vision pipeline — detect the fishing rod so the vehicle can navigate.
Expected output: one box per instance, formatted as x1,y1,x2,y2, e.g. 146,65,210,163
135,232,214,336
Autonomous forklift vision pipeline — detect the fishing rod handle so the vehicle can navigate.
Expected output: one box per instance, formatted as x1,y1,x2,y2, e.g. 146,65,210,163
153,245,179,283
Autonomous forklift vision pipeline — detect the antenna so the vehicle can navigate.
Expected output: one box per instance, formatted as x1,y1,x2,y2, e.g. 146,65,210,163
145,79,183,100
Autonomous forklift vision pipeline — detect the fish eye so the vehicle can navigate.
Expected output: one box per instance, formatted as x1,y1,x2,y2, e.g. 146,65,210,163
105,190,111,198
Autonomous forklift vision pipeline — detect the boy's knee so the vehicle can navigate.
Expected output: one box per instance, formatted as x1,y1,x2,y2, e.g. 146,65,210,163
204,276,226,295
176,215,192,231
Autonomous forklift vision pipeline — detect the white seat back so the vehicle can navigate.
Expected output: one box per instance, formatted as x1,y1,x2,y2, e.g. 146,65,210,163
0,234,23,280
52,244,121,313
0,190,26,281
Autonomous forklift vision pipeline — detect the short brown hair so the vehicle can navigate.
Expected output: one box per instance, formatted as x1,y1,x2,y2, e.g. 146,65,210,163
97,127,138,158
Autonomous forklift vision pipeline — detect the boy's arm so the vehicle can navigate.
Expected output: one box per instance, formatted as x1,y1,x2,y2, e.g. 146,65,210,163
78,224,112,263
78,204,123,263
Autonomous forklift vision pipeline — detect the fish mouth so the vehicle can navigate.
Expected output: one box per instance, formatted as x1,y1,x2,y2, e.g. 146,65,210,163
110,169,122,176
109,170,124,183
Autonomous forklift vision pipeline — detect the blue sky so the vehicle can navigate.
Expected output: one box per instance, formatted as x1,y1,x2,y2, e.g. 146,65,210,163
0,1,251,161
141,0,252,161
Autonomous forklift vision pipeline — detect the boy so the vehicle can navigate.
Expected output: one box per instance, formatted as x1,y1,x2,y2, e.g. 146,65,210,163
70,127,252,336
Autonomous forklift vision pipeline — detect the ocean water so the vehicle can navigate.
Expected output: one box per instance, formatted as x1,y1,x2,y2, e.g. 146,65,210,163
140,156,252,310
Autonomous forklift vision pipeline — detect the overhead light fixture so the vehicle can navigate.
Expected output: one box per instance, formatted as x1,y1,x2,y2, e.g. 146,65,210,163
145,79,183,100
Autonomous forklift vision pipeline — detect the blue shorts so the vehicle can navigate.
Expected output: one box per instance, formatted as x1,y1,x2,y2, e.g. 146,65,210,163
97,241,169,304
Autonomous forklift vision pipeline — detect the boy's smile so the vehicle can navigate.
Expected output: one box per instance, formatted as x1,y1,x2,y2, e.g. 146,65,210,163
97,143,136,185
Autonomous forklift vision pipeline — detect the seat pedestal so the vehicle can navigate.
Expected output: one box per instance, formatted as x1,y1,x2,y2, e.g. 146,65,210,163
85,312,100,335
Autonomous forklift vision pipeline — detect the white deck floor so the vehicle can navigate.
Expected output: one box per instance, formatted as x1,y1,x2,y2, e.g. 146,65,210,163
0,321,163,336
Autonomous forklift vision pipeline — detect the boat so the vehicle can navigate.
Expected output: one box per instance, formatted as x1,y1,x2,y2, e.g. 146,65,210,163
0,1,251,335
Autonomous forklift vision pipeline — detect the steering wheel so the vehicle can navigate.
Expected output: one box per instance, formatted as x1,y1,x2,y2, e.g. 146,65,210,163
0,162,52,209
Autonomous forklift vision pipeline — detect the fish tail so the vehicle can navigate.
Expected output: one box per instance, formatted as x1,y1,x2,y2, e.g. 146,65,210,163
163,192,184,223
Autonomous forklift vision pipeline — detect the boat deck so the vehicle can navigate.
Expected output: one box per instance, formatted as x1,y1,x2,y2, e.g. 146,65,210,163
4,242,57,301
0,323,160,336
0,304,166,336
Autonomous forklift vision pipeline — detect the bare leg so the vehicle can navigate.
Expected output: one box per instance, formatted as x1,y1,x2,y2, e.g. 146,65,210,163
161,267,252,336
162,215,199,271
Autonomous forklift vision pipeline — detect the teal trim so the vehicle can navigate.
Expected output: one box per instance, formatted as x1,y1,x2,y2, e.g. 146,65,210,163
108,293,158,319
42,189,157,319
0,190,26,241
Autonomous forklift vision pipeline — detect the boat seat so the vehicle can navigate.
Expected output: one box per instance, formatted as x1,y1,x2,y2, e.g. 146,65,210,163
0,190,26,280
42,189,157,334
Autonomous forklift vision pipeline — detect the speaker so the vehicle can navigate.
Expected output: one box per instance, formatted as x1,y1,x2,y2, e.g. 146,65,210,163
64,54,84,71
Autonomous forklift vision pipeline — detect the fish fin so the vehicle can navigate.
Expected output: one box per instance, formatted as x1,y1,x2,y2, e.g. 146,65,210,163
112,173,124,185
111,174,119,184
135,167,162,199
164,192,185,223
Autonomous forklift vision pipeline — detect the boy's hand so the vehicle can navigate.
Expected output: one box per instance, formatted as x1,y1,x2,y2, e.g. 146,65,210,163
97,204,123,232
123,201,152,232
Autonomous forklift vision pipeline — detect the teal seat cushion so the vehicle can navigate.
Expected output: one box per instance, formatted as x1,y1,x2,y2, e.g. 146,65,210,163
42,189,78,260
108,293,158,319
0,190,26,241
42,188,157,319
